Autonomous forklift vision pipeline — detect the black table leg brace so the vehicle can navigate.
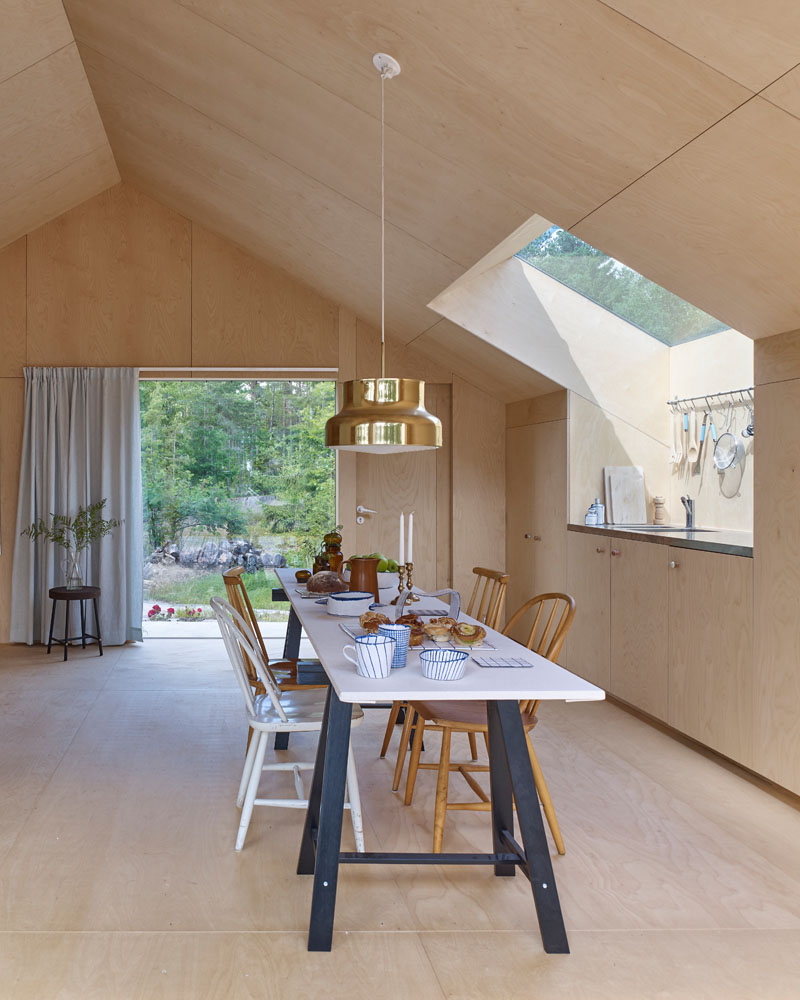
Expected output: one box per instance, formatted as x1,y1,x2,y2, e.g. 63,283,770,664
298,689,569,954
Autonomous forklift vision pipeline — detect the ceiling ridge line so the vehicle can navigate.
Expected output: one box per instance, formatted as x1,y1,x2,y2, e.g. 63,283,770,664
0,39,76,90
570,92,763,231
172,0,536,218
77,42,469,271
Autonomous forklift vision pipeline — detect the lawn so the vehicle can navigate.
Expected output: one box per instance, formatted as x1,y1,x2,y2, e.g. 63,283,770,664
145,569,290,620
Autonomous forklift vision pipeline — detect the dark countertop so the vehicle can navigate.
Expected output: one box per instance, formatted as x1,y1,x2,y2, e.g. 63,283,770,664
568,522,753,558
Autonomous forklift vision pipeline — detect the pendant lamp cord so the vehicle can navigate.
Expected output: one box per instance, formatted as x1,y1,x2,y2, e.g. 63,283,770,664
380,68,386,380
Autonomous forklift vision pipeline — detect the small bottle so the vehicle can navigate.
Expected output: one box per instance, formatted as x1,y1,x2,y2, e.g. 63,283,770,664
593,497,605,525
653,495,665,524
585,504,598,526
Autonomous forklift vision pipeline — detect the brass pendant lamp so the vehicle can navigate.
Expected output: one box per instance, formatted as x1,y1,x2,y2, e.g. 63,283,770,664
325,53,442,454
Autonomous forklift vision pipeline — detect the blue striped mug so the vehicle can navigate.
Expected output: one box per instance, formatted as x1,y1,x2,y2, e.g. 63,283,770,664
343,633,396,679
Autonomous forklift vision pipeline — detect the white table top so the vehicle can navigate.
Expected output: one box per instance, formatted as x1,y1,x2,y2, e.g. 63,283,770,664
277,569,606,706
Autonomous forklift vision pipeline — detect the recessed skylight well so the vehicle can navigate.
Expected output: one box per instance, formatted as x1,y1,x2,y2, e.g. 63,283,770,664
516,227,728,347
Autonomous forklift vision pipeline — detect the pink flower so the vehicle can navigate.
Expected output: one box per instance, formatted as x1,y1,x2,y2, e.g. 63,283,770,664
167,607,175,614
152,604,161,612
147,610,156,618
197,607,202,612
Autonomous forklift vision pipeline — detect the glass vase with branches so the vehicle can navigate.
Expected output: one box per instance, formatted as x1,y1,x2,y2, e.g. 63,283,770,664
22,499,121,589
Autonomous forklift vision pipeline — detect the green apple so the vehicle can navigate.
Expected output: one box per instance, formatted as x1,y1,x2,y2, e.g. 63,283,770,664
377,558,389,572
386,559,399,572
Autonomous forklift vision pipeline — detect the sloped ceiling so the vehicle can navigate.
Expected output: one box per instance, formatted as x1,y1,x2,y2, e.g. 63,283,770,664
0,1,118,247
4,1,800,361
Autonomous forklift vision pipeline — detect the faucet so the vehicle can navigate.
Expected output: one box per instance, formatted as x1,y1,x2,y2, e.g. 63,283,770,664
681,495,694,529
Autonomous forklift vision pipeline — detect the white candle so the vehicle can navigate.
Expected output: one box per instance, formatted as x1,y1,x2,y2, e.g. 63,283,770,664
398,512,405,565
408,512,414,563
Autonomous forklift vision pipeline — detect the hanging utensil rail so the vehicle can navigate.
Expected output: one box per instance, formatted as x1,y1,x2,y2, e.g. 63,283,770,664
666,387,754,412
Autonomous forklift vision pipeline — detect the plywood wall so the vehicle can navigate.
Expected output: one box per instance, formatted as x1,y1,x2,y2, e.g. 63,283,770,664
0,182,500,641
452,376,506,601
568,392,669,524
752,332,800,793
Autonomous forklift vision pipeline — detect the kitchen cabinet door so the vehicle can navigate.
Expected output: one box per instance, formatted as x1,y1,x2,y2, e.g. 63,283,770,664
565,530,610,688
668,547,754,765
610,539,669,721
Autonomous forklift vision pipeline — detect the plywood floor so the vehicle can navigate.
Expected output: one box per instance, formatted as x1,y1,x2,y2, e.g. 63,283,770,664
0,639,798,999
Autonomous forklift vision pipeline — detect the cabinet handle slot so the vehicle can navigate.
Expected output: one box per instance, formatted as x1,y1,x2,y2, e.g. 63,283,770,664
596,547,605,553
611,549,621,556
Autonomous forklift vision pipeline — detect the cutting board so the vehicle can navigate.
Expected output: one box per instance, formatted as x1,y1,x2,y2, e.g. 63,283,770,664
604,466,647,524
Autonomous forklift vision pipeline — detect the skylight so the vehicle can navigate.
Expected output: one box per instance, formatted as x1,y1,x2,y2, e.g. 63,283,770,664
516,227,728,347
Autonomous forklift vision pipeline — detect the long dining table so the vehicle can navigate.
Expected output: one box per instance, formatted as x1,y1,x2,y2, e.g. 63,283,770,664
274,568,605,953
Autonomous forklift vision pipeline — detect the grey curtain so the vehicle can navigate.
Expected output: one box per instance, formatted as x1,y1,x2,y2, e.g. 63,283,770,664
10,368,143,645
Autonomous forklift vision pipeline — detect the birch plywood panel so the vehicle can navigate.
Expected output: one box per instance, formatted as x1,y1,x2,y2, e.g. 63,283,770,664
452,377,505,603
0,239,26,378
1,0,73,86
355,449,438,593
66,0,528,273
191,226,338,368
26,185,191,367
610,539,669,721
565,530,610,688
753,378,800,793
575,98,800,340
0,379,24,643
668,547,753,766
602,0,800,92
754,328,800,386
179,0,747,221
79,47,460,345
0,45,118,248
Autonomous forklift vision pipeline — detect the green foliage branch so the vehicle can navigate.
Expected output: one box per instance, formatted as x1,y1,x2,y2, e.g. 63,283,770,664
22,499,120,554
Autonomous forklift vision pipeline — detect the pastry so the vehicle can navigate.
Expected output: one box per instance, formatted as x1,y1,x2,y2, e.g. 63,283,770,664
396,613,421,626
408,624,426,646
360,611,391,633
423,622,452,643
428,616,457,627
451,622,486,646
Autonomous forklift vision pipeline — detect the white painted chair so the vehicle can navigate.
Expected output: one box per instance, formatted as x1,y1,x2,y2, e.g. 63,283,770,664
211,597,365,853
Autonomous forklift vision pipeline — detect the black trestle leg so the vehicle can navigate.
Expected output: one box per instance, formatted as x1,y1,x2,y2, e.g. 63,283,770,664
486,700,517,877
306,689,352,952
297,687,332,876
283,606,302,659
492,700,569,954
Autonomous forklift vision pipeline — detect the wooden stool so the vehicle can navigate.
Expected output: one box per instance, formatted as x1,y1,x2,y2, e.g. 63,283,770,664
47,586,103,660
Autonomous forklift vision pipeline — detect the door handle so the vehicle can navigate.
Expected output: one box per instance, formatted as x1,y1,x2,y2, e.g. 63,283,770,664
356,505,377,514
669,560,679,569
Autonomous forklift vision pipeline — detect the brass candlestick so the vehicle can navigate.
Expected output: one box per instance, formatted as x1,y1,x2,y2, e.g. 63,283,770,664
403,561,420,602
390,564,407,605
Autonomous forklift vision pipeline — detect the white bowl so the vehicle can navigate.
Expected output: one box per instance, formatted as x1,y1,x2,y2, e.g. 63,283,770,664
419,648,468,681
326,591,375,617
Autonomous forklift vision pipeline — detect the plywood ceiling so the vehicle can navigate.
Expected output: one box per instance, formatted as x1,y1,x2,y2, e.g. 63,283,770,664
5,0,800,362
0,2,118,248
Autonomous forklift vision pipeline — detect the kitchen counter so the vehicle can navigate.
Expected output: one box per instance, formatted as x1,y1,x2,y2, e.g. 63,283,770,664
568,522,753,557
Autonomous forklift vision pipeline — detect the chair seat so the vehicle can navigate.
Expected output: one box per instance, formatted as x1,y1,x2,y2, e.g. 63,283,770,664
412,699,537,731
249,689,364,732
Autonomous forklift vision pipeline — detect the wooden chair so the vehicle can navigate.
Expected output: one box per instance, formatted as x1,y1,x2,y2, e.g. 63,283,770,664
466,567,510,630
211,597,365,852
380,566,510,767
400,593,576,854
222,566,325,695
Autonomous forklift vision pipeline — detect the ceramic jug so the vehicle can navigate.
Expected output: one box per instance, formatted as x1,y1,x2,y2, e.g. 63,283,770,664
338,556,380,601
